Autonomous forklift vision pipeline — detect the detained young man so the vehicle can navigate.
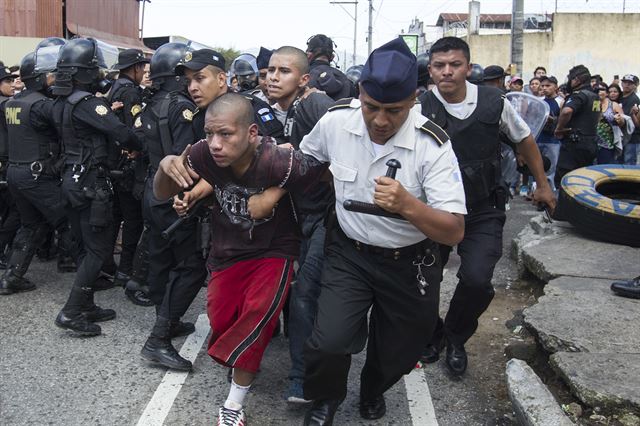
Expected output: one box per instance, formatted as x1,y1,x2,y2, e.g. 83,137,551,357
153,93,326,426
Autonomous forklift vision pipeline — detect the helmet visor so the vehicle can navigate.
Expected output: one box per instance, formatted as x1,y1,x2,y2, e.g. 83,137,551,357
34,45,63,73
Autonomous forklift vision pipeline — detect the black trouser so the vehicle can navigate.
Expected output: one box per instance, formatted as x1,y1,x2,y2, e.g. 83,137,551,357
554,139,597,188
0,185,21,255
112,185,144,275
142,180,206,322
303,226,441,402
429,206,506,348
61,167,115,311
5,165,77,276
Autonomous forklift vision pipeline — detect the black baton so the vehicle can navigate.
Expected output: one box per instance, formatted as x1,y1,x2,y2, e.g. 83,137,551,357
343,159,407,221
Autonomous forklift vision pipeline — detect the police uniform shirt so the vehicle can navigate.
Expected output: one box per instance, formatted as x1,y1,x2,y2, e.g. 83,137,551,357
300,98,467,248
53,93,141,152
431,81,531,144
109,76,143,128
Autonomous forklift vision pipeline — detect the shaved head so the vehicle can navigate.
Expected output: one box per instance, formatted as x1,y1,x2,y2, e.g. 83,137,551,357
206,92,254,127
272,46,309,74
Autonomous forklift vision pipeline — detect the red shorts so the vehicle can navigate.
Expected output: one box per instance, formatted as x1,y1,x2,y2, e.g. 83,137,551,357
206,257,293,373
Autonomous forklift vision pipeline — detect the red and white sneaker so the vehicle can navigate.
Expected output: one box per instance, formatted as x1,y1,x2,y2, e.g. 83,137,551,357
217,406,246,426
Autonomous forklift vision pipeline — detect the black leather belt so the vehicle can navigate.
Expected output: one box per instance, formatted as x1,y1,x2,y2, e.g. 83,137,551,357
348,236,434,260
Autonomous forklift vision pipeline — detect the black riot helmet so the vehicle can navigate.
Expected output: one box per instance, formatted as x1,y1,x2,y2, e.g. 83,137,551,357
306,34,335,62
567,64,591,92
150,42,192,92
467,63,484,85
52,37,117,95
18,52,44,91
416,52,430,87
345,64,363,86
230,54,258,92
150,42,192,80
36,37,67,49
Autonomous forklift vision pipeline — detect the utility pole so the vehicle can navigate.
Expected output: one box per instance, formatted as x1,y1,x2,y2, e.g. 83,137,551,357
330,1,358,66
367,0,373,55
510,0,524,75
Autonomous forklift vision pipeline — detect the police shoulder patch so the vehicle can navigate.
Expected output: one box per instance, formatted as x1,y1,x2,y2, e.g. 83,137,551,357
134,116,142,128
182,109,193,121
328,97,355,112
131,104,142,117
95,105,108,116
419,119,449,146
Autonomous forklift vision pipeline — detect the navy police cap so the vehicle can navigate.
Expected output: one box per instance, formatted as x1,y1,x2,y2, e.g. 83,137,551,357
360,37,417,103
256,47,273,70
175,48,226,75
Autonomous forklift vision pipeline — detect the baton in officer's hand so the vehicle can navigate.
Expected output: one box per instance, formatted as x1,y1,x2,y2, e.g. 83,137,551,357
343,159,407,220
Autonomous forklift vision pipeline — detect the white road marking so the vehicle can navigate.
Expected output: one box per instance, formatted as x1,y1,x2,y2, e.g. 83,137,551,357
402,267,446,425
404,369,439,426
136,314,210,426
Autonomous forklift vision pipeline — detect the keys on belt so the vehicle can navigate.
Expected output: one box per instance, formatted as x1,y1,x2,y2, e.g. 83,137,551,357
71,164,85,183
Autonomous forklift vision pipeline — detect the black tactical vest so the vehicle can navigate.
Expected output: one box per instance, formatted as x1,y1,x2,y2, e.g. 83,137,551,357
62,90,118,168
567,89,600,138
0,95,9,161
145,91,192,170
6,91,59,163
420,86,504,206
107,77,135,124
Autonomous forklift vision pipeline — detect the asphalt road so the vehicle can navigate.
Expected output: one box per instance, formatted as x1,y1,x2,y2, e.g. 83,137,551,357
0,196,542,426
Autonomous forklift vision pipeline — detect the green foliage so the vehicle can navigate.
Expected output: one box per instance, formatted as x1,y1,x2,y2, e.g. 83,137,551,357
214,47,240,70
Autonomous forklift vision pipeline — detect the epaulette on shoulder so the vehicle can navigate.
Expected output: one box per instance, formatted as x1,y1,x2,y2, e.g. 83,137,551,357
419,120,449,147
328,97,354,112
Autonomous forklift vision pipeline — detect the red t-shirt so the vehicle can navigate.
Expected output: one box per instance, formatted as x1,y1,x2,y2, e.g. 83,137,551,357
188,137,326,271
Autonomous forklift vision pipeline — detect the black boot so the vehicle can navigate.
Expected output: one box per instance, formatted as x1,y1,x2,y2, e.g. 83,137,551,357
0,272,35,295
141,316,192,371
80,289,116,322
125,278,154,306
113,271,130,287
55,287,101,336
170,320,195,338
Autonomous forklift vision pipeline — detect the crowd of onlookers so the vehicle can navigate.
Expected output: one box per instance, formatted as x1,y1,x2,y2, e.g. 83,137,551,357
456,64,640,198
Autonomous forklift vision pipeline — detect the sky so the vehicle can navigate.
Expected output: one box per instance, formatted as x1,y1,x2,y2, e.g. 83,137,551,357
142,0,637,66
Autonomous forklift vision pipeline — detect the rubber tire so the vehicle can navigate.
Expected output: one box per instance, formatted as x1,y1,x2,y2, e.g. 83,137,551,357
556,164,640,247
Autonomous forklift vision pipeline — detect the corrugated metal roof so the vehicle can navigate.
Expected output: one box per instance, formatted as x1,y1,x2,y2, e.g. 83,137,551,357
0,0,63,37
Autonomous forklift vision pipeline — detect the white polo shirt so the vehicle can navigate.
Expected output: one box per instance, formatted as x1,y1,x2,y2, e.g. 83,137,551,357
300,99,467,248
432,81,531,143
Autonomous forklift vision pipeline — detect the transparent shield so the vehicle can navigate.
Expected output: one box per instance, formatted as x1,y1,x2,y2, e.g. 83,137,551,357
94,39,119,70
34,45,63,73
505,92,550,140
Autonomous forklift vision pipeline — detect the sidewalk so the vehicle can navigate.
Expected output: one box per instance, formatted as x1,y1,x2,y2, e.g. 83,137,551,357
510,216,640,424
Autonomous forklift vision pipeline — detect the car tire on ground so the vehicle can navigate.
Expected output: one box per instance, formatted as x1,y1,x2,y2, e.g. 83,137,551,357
556,164,640,247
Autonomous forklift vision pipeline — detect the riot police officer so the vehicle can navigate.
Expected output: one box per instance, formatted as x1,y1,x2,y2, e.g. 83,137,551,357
51,38,142,336
305,34,356,101
139,43,206,371
229,53,259,93
553,65,601,187
0,66,21,266
107,49,150,305
0,45,80,295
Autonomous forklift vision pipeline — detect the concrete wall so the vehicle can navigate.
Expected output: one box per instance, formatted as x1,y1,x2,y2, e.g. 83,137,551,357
0,36,42,67
466,13,640,84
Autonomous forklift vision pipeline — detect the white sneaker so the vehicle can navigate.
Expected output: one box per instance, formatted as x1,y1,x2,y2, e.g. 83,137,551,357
218,406,246,426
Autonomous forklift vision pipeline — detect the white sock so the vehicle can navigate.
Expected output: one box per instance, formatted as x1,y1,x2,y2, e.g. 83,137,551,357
224,379,251,411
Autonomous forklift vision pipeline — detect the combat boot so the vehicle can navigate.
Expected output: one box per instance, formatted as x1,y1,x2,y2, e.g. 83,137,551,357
0,272,35,295
170,320,196,338
125,277,154,306
55,287,101,336
141,316,192,371
80,289,116,322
